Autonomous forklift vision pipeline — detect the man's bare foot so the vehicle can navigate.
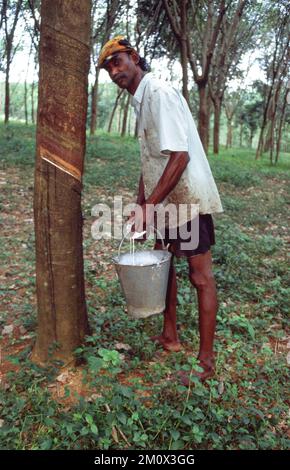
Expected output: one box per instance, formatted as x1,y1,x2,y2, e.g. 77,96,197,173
150,335,182,352
176,358,215,385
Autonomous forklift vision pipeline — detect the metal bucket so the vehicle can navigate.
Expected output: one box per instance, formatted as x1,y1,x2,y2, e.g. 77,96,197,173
112,231,172,319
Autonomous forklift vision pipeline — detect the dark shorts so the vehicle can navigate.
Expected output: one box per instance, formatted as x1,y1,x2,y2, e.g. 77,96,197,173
156,214,215,258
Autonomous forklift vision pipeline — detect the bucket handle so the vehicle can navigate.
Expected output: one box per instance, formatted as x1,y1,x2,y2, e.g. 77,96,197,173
118,225,167,260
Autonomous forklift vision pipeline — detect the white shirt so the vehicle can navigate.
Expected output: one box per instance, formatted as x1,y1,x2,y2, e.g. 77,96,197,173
131,73,223,225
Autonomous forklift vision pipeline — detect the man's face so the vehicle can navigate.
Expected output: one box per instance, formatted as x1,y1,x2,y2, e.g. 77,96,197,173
104,52,138,90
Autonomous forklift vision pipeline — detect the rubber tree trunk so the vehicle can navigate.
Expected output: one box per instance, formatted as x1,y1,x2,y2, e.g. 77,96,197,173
127,104,132,136
197,82,210,154
108,89,124,133
121,93,130,137
31,82,35,124
118,105,122,134
226,119,233,148
239,123,243,147
4,61,10,124
213,99,221,155
134,118,138,138
33,0,91,365
275,87,288,164
118,92,126,134
180,36,189,105
24,80,28,125
249,130,254,149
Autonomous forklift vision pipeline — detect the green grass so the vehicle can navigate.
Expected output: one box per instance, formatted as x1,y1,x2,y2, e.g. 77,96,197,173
0,123,289,450
85,131,140,191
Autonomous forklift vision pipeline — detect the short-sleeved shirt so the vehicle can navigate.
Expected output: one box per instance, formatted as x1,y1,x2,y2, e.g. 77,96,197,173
131,73,223,227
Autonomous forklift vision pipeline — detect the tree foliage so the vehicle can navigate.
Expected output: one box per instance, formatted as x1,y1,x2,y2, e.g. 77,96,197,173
0,0,289,159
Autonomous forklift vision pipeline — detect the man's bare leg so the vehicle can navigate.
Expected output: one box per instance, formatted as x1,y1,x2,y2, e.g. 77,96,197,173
151,244,182,352
179,251,217,384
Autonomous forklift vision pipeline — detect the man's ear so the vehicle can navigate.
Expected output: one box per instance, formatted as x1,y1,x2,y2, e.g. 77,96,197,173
130,50,140,65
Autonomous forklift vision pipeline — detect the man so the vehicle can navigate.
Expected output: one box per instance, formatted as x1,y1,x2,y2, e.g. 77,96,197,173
98,36,223,384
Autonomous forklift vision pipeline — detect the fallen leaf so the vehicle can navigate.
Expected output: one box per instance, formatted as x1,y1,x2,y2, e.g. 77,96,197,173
218,381,225,395
112,426,119,444
56,372,69,383
114,342,132,351
2,325,14,336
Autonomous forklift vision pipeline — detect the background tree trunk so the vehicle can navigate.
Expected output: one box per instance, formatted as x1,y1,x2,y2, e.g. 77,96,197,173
275,86,288,164
161,0,190,105
31,81,35,124
134,118,138,138
108,88,124,133
24,80,28,124
4,61,10,124
213,99,221,154
32,0,91,365
198,82,210,153
256,14,289,160
226,120,233,148
3,0,23,124
179,0,189,104
118,102,122,134
249,129,254,149
127,104,132,136
121,93,130,137
89,0,121,135
90,67,100,135
239,122,243,147
224,94,239,149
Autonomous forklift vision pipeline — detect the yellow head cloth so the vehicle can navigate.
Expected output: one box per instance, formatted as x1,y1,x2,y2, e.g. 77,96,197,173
98,36,136,68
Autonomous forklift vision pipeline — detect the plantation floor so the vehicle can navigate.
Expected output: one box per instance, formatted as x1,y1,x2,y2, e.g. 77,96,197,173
0,124,289,450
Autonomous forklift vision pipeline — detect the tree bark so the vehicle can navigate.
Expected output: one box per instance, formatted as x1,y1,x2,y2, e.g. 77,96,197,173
266,76,285,163
4,60,10,124
180,0,189,104
213,99,221,154
264,95,276,154
134,118,138,139
256,21,289,160
121,92,130,137
33,0,91,365
224,100,235,148
198,82,210,153
239,123,243,147
3,0,23,124
275,87,288,164
108,88,124,133
180,37,189,105
127,103,132,136
226,119,233,148
90,0,120,134
31,81,35,124
90,67,100,135
187,0,227,151
24,80,28,125
118,103,122,134
162,0,190,104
